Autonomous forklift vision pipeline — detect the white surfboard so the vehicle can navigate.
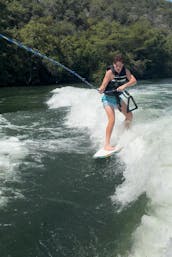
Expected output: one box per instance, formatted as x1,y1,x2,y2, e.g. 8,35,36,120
93,146,122,159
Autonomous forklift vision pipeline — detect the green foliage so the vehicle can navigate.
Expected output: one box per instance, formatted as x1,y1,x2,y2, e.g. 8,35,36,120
163,34,172,75
0,0,172,86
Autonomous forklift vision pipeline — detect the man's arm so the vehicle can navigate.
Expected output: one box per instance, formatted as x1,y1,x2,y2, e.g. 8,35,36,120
117,69,137,92
98,70,112,93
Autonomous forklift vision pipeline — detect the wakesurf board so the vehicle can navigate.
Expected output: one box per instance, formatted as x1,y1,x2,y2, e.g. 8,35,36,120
93,146,122,159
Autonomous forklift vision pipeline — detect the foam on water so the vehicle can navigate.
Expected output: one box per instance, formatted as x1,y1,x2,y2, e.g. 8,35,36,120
0,116,28,207
125,116,172,257
47,84,172,257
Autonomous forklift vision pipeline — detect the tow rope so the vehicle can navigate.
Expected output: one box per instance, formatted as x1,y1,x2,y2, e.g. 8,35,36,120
0,33,94,88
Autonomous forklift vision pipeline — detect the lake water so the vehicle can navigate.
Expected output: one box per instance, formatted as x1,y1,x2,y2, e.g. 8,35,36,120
0,80,172,257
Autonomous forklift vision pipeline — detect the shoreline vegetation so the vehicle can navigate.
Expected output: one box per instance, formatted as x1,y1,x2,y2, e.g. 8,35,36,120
0,0,172,87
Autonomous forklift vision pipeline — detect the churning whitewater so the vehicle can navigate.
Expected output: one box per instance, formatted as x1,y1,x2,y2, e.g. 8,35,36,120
47,83,172,257
0,116,28,207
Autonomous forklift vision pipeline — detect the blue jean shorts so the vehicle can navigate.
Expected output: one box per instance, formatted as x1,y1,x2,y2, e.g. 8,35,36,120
102,94,121,108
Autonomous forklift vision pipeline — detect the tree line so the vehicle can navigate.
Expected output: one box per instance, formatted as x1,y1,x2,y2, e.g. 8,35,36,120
0,0,172,86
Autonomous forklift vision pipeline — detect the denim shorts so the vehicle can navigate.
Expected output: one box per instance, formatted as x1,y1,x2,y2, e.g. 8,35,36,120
102,94,121,108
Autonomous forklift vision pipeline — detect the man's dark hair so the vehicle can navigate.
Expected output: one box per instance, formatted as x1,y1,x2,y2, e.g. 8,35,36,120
113,55,124,64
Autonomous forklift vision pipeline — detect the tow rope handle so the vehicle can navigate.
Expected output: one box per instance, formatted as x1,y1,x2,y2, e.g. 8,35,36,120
99,89,138,112
123,90,138,112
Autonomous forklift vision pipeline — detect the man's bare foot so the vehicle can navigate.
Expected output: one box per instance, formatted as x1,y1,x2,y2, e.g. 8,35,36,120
104,145,115,151
124,119,132,129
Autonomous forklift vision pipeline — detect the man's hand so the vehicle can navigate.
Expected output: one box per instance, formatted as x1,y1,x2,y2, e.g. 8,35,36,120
116,85,126,92
98,86,105,94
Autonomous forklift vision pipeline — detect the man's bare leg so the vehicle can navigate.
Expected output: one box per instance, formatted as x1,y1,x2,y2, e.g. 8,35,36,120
104,105,115,150
120,101,133,129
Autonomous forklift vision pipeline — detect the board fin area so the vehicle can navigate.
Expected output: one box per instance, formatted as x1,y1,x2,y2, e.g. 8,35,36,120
93,146,122,159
